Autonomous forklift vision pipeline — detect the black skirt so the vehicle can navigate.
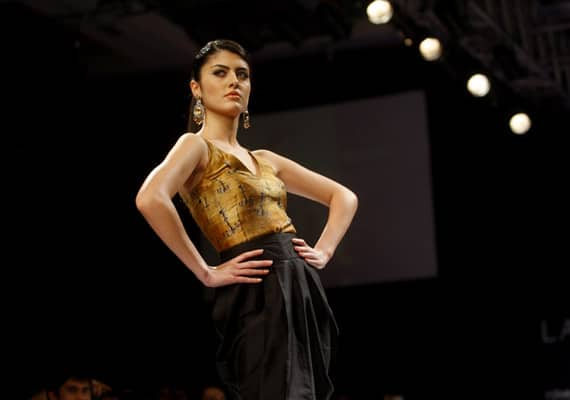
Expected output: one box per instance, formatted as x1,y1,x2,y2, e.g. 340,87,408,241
212,232,339,400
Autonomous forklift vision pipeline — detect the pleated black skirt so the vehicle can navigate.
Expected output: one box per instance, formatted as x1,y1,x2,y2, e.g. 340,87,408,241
212,232,339,400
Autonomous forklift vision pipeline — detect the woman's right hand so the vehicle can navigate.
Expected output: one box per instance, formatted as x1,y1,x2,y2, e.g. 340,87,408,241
203,249,272,288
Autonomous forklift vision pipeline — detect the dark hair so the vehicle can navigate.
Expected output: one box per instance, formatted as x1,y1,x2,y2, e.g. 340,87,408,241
45,368,93,393
187,39,251,132
191,39,250,82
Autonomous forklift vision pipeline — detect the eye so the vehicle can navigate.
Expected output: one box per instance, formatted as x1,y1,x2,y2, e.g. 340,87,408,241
213,69,227,77
237,70,250,80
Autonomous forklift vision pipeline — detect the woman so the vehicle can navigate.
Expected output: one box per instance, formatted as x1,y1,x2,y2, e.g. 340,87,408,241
135,39,358,400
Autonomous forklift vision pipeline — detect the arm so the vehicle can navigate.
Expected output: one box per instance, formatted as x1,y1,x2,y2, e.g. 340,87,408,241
255,149,358,269
136,134,271,286
136,133,211,283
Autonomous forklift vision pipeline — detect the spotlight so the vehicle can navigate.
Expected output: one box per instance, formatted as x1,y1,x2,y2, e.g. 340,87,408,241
509,112,532,135
367,0,393,24
419,37,442,61
466,73,491,97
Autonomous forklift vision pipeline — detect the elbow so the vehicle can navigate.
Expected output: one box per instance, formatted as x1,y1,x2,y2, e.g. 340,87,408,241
135,189,157,215
135,192,148,214
347,189,359,212
332,187,358,214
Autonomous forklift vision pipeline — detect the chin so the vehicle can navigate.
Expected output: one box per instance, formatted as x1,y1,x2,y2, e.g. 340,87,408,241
225,108,245,118
211,105,245,119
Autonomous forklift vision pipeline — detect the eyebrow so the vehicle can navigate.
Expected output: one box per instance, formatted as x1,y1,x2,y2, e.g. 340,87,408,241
210,64,249,71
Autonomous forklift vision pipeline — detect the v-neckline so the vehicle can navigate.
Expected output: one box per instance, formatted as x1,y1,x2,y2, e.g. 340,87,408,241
205,138,261,177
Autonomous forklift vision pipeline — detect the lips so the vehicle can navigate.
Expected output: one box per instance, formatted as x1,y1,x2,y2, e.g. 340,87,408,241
225,91,241,98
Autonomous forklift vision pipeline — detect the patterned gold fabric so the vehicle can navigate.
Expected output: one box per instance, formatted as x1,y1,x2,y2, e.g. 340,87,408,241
179,138,296,252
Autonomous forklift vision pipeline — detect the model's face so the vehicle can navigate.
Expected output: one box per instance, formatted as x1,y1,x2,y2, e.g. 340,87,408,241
49,378,91,400
191,50,251,119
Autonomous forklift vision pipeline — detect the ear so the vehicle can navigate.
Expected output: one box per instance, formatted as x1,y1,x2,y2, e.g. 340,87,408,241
190,80,201,99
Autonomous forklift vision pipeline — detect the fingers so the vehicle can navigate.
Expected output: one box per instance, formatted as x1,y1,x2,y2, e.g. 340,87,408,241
297,251,317,259
227,261,271,274
234,248,265,262
295,251,313,259
292,237,310,251
292,237,311,255
222,249,272,284
297,250,320,263
236,259,272,274
228,265,270,285
232,249,273,270
240,268,270,276
292,237,327,269
235,276,264,284
239,259,273,268
292,238,306,245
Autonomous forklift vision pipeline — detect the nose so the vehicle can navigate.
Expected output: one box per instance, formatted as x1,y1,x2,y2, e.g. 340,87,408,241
229,72,240,87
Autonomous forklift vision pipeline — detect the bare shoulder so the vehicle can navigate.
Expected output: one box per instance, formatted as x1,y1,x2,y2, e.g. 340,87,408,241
252,149,285,173
252,148,277,159
168,132,207,159
157,132,210,175
176,132,208,150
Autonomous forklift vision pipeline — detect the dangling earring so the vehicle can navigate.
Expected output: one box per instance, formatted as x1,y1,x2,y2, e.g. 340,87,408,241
242,110,251,129
193,97,205,126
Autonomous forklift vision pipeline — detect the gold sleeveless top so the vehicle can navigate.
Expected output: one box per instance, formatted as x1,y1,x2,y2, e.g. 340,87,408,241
179,138,296,252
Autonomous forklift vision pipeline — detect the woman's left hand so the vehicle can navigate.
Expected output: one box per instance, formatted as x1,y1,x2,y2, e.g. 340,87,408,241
292,237,329,269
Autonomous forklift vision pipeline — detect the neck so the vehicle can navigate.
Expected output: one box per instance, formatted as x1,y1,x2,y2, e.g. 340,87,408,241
200,113,240,146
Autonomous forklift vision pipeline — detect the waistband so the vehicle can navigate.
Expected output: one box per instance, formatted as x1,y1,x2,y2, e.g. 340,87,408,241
220,232,299,263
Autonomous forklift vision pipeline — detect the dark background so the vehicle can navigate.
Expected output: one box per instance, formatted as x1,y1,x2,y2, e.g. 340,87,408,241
4,1,569,399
